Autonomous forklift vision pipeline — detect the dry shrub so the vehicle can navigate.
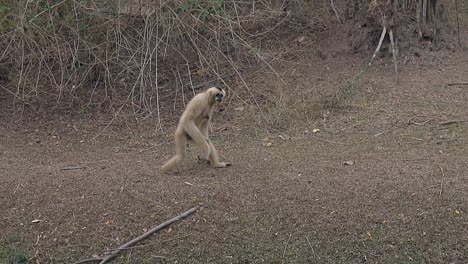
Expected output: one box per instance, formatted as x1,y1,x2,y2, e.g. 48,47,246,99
0,0,460,119
0,0,337,118
344,0,456,54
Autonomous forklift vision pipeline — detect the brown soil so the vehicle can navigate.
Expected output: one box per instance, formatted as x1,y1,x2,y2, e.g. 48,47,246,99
1,28,468,264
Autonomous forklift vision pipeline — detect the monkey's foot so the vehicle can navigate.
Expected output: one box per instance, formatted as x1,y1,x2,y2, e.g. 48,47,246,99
212,162,231,168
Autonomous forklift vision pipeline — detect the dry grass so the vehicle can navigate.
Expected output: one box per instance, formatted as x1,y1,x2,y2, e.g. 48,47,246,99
1,45,468,263
0,0,463,129
0,0,337,119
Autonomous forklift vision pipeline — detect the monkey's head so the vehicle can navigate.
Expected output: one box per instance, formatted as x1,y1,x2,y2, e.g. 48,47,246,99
207,87,226,103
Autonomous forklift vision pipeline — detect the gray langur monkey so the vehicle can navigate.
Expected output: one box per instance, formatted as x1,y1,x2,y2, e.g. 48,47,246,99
161,87,231,173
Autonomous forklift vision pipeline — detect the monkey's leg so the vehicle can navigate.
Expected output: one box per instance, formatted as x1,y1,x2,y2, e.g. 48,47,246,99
207,140,231,168
185,123,211,160
196,120,212,164
161,129,187,173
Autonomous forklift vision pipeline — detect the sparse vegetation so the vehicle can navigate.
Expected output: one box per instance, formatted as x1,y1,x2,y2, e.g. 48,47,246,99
0,0,334,116
0,247,30,264
0,0,459,119
0,1,467,263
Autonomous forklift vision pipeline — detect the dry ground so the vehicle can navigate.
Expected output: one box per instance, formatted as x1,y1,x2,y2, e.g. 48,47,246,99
1,30,468,264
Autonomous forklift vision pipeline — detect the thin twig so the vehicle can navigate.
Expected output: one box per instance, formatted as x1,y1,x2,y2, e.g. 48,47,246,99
13,183,21,194
416,0,423,38
282,233,292,264
422,0,427,25
407,114,431,124
330,0,342,23
72,206,199,264
440,120,468,125
29,0,70,23
305,236,316,259
438,165,445,196
447,82,468,86
91,90,133,141
455,0,461,46
61,166,86,171
389,29,398,84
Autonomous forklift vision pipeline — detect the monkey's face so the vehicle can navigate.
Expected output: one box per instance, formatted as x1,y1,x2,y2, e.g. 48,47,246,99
215,92,224,103
208,87,226,104
208,87,226,103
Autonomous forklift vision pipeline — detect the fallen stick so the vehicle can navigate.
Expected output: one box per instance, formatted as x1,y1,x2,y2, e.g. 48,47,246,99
61,166,86,171
440,120,468,125
438,165,445,197
73,206,199,264
447,82,468,86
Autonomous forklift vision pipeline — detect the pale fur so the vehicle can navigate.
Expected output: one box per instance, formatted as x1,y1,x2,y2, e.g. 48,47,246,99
161,87,230,173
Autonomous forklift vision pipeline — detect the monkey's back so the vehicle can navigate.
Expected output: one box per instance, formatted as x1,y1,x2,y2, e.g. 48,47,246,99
178,92,211,127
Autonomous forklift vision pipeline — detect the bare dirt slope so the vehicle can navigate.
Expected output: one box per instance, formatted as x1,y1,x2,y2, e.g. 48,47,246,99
1,33,468,263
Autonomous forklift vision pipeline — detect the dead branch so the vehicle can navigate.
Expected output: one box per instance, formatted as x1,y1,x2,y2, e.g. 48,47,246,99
72,206,199,264
61,166,86,171
330,0,342,23
368,26,387,69
447,82,468,86
440,120,468,125
422,0,428,25
416,0,423,38
455,0,461,46
389,29,398,84
438,165,445,196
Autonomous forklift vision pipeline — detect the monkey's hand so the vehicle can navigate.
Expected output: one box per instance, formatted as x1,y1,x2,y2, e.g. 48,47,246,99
197,155,210,165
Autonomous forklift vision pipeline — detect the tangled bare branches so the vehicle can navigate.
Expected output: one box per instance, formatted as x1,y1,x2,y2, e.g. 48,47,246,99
0,0,334,117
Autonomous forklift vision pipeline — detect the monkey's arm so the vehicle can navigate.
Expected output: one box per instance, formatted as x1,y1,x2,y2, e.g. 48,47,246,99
200,119,209,138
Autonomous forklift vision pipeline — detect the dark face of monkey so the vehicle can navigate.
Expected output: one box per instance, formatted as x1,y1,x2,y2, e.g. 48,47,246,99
215,93,224,103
